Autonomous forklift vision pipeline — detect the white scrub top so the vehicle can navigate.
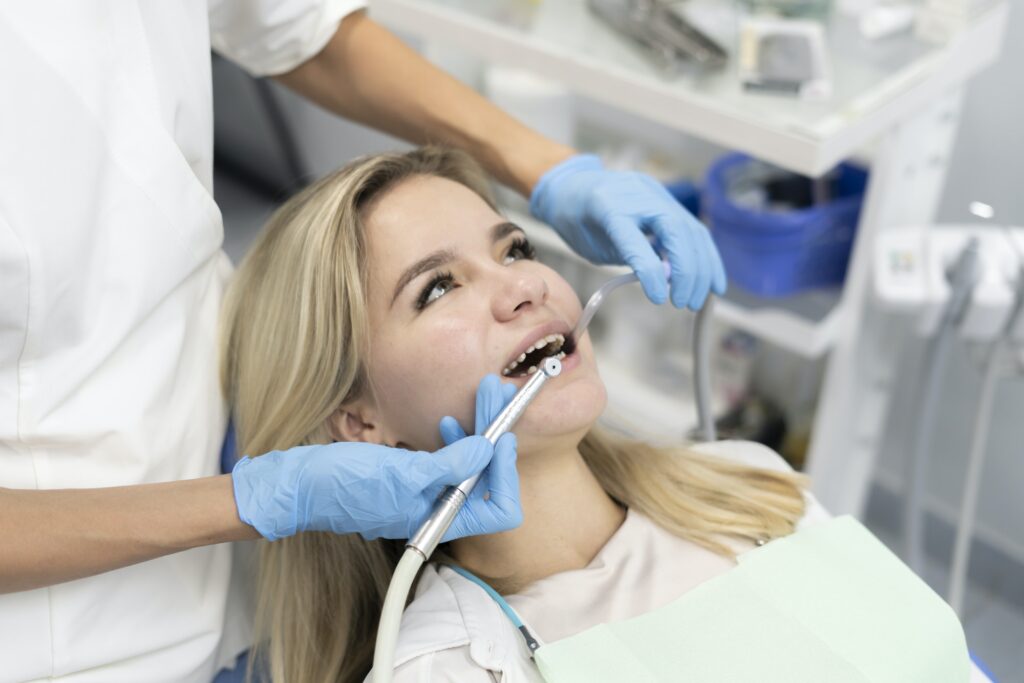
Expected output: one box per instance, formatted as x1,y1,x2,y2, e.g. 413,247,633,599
0,2,362,681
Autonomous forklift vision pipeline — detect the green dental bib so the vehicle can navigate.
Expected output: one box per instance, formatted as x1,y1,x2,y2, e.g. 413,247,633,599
533,516,968,683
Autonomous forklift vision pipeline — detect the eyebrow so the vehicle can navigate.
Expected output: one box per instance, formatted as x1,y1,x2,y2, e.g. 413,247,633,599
390,221,525,307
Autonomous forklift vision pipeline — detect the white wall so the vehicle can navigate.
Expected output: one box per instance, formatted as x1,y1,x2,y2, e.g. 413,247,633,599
936,4,1024,228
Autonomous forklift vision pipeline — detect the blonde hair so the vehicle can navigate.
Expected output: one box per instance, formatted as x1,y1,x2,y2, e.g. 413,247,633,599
220,147,807,683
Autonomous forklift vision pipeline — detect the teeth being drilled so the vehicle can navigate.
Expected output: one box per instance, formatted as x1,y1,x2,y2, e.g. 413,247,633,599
502,333,566,376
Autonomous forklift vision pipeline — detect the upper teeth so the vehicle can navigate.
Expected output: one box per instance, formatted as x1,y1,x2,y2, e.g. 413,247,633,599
502,333,567,376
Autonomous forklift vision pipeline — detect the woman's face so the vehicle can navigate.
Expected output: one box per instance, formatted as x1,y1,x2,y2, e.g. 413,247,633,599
347,174,607,455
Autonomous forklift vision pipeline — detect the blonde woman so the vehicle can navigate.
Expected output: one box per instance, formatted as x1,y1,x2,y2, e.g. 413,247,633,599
221,147,975,683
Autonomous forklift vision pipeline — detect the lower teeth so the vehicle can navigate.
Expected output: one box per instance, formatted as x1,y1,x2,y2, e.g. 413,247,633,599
502,349,569,376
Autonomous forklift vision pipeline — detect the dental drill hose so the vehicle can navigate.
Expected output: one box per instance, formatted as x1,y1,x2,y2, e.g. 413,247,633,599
373,357,562,683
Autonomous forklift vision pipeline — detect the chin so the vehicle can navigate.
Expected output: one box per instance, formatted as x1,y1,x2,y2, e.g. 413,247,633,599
513,374,607,445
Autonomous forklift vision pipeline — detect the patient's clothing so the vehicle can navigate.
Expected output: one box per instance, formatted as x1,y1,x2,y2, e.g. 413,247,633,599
505,479,827,644
382,440,830,682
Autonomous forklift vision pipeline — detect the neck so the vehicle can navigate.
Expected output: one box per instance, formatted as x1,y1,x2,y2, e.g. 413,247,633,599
449,440,625,593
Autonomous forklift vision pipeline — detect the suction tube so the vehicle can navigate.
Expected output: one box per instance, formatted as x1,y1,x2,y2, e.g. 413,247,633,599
693,298,717,442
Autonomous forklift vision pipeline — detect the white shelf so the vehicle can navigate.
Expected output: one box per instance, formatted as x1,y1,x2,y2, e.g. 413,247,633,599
508,209,844,359
370,0,1007,176
715,287,844,359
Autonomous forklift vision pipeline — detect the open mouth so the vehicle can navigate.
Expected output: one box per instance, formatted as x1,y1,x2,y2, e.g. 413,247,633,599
501,333,576,378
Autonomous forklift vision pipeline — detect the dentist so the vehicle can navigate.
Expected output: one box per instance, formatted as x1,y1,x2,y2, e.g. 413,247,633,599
0,2,725,682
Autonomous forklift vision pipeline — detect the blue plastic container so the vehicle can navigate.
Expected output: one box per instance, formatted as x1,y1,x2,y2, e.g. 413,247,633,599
664,178,701,217
702,153,868,297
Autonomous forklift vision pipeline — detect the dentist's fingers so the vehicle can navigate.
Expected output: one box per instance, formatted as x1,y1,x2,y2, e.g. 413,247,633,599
443,433,521,541
649,214,701,310
441,375,517,446
606,216,668,305
484,433,522,525
698,222,728,295
684,221,712,311
438,415,467,446
420,436,493,489
473,374,519,435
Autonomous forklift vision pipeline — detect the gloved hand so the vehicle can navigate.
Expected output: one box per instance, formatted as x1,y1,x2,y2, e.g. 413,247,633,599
530,154,727,310
438,374,520,541
231,375,522,542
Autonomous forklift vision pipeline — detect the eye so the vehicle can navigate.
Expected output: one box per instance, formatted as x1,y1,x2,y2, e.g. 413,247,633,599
502,236,536,265
415,271,457,310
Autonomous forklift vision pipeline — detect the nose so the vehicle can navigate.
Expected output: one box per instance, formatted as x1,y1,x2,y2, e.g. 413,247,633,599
491,267,549,322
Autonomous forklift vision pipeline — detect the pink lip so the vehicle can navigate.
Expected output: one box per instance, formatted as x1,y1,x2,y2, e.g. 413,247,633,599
503,319,573,374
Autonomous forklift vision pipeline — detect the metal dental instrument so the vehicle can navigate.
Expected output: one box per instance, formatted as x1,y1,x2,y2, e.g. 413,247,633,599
588,0,729,72
407,355,563,560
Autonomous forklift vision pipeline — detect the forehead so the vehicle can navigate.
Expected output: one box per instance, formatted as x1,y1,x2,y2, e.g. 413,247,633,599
364,175,498,257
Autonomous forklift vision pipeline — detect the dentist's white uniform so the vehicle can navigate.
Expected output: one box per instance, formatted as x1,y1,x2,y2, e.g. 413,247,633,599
0,2,361,681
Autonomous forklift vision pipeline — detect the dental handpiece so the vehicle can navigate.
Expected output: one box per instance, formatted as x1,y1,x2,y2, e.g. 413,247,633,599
406,356,562,559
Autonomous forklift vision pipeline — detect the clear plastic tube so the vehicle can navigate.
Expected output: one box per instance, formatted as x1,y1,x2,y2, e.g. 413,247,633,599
570,272,639,342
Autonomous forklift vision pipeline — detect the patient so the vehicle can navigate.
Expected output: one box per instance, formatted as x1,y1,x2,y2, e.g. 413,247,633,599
220,147,819,683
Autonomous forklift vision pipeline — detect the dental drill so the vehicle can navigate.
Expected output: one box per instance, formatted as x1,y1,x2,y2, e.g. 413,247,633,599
373,272,717,682
408,355,564,561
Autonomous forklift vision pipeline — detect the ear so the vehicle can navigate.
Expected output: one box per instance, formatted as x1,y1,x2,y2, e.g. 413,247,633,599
326,402,388,445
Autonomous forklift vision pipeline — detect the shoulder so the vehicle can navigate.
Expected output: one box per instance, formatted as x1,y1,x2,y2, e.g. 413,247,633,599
387,648,496,683
690,439,794,473
373,565,536,682
689,439,832,527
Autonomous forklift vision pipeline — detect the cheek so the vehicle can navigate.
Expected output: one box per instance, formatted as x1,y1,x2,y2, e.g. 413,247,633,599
369,318,489,449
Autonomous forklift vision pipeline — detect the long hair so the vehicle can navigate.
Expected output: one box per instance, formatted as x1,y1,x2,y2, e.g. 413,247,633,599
220,147,806,683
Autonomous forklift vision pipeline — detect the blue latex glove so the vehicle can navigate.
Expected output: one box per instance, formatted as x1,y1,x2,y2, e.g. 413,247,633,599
530,154,727,309
232,375,521,542
438,374,520,540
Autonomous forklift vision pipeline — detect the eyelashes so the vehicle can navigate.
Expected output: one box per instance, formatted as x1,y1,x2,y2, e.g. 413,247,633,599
504,236,536,263
414,236,537,311
415,270,456,310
